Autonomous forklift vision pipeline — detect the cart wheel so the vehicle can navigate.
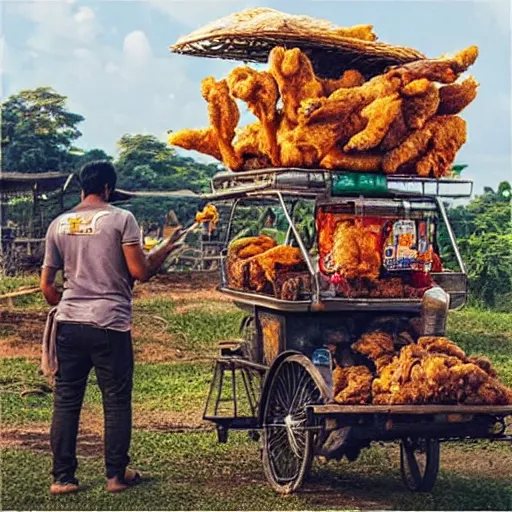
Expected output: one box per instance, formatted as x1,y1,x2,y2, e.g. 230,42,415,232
400,438,440,492
239,315,256,361
261,354,326,494
217,425,228,443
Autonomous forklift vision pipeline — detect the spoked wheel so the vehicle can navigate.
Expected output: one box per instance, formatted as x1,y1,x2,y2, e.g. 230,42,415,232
261,354,328,494
400,437,440,492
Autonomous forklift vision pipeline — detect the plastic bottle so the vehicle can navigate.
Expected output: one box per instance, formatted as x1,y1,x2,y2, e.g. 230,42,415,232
420,287,450,336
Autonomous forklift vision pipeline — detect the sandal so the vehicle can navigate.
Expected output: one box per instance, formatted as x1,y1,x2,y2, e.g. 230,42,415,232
107,468,142,493
50,480,79,495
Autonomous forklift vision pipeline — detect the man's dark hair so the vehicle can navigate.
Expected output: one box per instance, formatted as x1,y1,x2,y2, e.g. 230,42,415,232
79,161,117,198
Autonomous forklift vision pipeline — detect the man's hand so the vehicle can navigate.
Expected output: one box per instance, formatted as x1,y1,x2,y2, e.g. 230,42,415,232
40,267,63,306
123,227,185,282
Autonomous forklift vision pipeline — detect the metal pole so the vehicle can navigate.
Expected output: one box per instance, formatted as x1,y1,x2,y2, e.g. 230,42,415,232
276,192,321,302
436,197,466,274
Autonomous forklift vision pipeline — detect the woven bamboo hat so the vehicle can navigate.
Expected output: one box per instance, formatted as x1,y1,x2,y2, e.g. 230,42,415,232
171,8,425,79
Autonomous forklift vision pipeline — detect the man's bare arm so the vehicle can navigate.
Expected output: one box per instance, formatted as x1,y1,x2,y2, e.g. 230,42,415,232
123,229,183,283
40,267,62,306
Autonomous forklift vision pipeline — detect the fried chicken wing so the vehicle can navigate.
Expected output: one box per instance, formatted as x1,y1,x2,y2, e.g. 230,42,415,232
334,24,377,41
344,93,402,152
227,235,277,289
391,46,479,84
195,204,219,232
320,147,383,171
468,355,498,378
229,235,277,260
285,108,367,166
233,122,262,158
201,76,243,170
379,108,409,151
269,47,324,125
352,330,394,361
382,115,466,176
402,81,440,130
438,76,479,115
321,69,366,96
333,366,373,404
401,78,431,97
168,128,221,161
227,67,280,165
415,116,467,177
332,220,382,280
418,336,468,361
248,245,306,294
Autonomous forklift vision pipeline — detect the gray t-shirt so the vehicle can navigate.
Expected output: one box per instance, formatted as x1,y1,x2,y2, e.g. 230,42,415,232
42,204,142,331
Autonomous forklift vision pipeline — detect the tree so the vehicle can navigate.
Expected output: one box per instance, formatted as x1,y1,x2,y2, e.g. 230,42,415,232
444,180,512,310
114,133,219,226
1,87,85,173
75,148,113,167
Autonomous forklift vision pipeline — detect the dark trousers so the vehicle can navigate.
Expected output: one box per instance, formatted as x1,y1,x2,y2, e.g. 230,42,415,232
51,322,134,482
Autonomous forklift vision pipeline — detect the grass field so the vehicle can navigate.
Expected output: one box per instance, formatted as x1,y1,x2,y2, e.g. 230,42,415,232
1,274,511,510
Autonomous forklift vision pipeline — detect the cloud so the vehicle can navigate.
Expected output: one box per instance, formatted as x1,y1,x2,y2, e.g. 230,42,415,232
13,1,99,56
123,30,153,66
479,0,511,34
3,0,239,157
147,0,249,30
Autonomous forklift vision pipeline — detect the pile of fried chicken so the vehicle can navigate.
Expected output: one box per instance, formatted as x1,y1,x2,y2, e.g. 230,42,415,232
169,43,479,177
317,213,439,298
226,234,307,297
333,330,512,406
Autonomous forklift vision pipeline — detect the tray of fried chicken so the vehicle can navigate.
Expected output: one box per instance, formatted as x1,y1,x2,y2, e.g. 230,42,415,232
168,9,478,179
332,328,512,406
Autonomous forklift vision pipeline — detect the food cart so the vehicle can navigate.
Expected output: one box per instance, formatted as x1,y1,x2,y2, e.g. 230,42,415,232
200,169,511,494
168,8,512,495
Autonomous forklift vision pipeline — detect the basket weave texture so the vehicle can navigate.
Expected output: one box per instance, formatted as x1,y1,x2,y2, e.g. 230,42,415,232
171,8,426,78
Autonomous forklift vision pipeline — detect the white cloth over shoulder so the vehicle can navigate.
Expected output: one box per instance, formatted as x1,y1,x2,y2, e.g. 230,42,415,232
41,307,58,378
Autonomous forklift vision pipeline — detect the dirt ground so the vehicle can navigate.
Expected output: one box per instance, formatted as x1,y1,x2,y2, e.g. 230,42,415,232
2,273,512,510
0,272,224,361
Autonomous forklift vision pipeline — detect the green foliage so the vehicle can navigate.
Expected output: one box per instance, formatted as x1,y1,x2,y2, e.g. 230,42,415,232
1,87,84,172
114,133,218,225
444,181,512,309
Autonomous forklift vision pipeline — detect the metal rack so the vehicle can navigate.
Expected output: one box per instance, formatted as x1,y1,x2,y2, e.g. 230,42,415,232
207,168,474,200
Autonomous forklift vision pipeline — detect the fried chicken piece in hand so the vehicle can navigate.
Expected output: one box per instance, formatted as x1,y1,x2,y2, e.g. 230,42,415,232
269,47,324,125
438,76,479,115
168,128,222,161
321,69,366,96
201,76,243,170
415,116,467,177
352,330,395,361
344,93,402,152
333,365,373,404
227,67,280,165
321,147,383,171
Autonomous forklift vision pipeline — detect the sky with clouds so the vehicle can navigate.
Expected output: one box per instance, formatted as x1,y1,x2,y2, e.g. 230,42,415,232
1,0,511,193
